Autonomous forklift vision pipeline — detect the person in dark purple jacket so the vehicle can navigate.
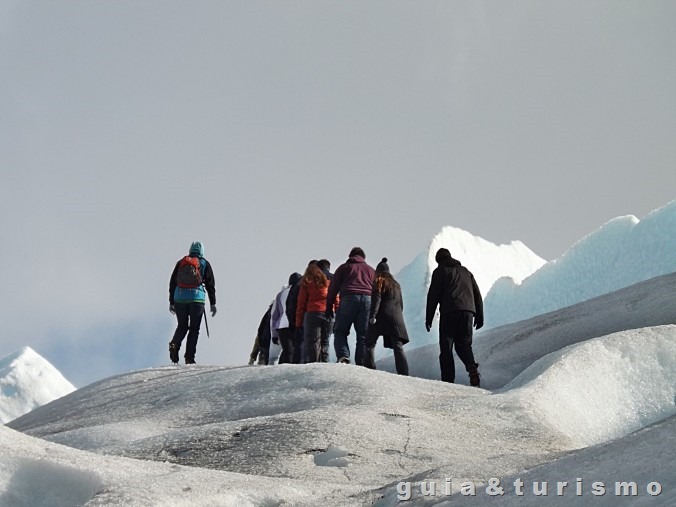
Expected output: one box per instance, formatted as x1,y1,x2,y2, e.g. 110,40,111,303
326,247,376,365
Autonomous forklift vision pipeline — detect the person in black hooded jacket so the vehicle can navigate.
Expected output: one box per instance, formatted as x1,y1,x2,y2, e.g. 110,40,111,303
425,248,483,386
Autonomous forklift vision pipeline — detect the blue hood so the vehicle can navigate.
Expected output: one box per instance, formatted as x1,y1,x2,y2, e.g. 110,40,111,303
189,241,204,257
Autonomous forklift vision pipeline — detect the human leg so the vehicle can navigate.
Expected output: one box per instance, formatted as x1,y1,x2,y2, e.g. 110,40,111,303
292,327,305,364
304,312,323,363
452,311,479,386
363,329,379,370
249,335,260,365
258,321,272,365
353,295,371,366
184,303,204,363
333,296,357,362
392,340,409,376
438,312,456,382
278,328,294,364
170,303,190,363
320,318,332,362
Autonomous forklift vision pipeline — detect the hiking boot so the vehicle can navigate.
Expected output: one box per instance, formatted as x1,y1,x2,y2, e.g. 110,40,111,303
185,357,196,365
338,357,350,364
468,363,480,387
169,343,179,364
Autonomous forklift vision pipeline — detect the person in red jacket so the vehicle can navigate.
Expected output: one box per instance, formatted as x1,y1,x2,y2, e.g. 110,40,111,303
296,263,338,363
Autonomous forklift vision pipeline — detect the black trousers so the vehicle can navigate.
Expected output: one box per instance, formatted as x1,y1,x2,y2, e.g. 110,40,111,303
277,328,294,364
292,327,305,364
438,311,476,383
258,323,272,366
320,318,333,362
171,302,205,362
364,329,409,376
303,312,322,363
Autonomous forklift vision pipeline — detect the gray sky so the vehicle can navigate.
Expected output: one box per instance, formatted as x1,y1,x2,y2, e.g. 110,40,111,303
1,0,674,387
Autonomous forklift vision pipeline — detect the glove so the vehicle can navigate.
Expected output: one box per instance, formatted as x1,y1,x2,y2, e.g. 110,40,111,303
425,322,431,332
169,304,176,315
210,305,217,317
369,317,376,325
474,317,484,330
272,336,279,345
324,309,334,320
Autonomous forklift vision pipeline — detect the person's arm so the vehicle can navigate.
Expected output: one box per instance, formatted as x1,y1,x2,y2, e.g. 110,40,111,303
472,275,484,329
369,283,382,321
270,293,282,339
425,268,443,328
257,307,269,339
296,284,308,328
326,265,343,309
169,261,179,304
286,284,299,331
203,260,216,305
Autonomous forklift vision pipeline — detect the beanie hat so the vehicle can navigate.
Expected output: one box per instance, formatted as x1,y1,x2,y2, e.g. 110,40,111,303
189,241,204,257
376,257,390,274
435,248,452,263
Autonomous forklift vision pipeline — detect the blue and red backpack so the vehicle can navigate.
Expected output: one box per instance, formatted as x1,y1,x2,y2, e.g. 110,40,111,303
176,256,205,288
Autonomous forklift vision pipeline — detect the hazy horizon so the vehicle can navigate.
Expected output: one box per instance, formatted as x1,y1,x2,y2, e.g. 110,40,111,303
1,1,674,386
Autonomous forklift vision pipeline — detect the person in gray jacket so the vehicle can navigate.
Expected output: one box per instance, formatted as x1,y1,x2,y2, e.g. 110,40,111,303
364,258,409,375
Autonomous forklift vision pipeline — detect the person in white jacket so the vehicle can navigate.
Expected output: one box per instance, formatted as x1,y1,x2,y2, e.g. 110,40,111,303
270,272,301,364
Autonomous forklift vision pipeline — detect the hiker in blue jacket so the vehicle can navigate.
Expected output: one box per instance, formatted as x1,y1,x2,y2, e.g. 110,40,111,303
169,241,217,364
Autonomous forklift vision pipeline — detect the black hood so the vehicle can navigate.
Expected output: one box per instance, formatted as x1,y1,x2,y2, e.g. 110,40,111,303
288,272,302,285
435,248,461,268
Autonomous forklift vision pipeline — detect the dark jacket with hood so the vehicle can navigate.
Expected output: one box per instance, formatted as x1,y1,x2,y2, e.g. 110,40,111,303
368,277,409,347
285,272,303,331
326,255,375,309
425,249,483,327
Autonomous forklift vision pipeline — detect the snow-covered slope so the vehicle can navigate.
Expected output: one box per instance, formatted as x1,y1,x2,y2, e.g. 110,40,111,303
485,199,676,329
0,423,358,506
396,226,546,350
379,271,676,389
0,347,75,424
375,414,676,506
7,272,676,505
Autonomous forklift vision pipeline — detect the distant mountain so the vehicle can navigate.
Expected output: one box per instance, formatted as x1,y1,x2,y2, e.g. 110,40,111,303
396,226,546,349
0,346,76,423
485,199,676,329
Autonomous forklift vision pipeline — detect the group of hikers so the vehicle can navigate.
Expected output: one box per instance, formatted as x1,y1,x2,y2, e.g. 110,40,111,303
168,242,484,387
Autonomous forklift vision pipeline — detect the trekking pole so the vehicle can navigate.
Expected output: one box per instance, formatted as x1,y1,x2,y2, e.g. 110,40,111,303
203,307,210,338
